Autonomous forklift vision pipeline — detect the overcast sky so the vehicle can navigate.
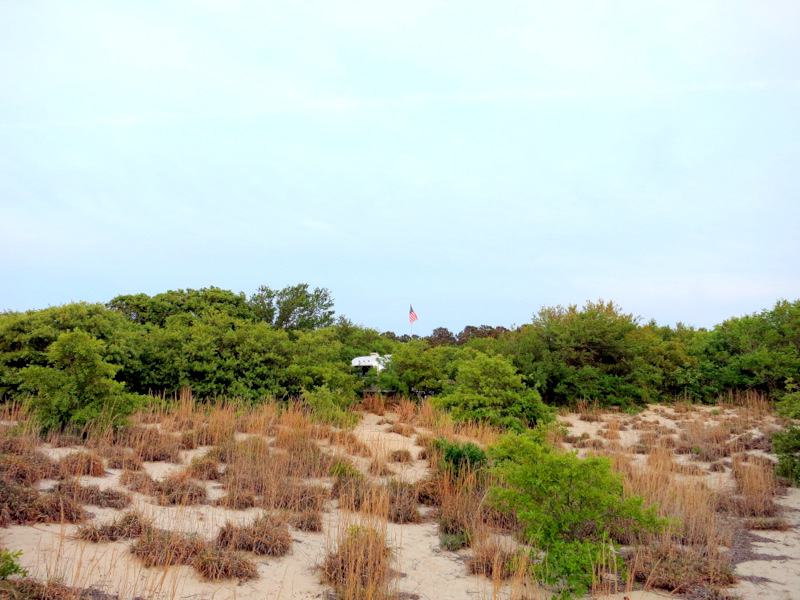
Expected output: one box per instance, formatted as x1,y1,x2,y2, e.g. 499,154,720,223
2,1,799,335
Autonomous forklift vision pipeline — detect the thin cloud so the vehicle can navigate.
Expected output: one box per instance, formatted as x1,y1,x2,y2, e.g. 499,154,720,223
2,79,797,130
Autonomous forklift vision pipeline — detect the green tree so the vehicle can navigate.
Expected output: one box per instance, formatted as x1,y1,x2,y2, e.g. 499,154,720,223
691,300,800,401
497,300,664,408
108,287,255,327
434,353,553,430
19,331,140,434
0,303,137,400
249,283,335,330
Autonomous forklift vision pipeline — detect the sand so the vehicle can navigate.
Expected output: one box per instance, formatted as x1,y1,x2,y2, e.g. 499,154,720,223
2,405,798,600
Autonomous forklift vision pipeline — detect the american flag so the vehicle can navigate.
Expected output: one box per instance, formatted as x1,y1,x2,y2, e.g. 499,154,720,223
409,305,418,324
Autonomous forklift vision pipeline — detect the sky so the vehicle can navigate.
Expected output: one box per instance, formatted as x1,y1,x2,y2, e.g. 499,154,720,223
2,1,799,336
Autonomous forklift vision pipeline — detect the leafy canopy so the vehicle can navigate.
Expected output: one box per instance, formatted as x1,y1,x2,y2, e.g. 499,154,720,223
434,352,553,431
19,330,141,434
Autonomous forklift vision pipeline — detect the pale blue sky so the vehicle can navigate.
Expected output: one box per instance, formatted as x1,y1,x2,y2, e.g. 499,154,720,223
2,1,799,335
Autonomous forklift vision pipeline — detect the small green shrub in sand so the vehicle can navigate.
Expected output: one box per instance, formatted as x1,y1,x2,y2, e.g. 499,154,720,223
489,430,663,598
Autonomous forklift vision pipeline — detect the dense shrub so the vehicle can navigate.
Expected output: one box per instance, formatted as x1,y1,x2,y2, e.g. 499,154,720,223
489,431,663,598
431,438,487,477
434,353,553,431
773,425,800,485
19,331,140,435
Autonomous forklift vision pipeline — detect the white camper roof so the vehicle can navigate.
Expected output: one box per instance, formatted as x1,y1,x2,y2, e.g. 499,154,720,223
350,352,390,372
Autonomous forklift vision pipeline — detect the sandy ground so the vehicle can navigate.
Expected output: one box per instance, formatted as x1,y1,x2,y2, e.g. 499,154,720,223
2,406,798,600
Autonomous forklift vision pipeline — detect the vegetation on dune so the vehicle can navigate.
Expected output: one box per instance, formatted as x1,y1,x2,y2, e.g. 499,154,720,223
489,430,664,598
1,283,800,598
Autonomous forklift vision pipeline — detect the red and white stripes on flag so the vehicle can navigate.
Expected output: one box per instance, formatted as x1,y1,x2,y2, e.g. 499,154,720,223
409,305,418,324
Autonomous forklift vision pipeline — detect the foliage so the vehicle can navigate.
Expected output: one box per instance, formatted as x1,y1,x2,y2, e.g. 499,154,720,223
18,331,140,434
431,438,487,477
0,549,26,580
377,339,460,396
691,300,800,401
434,353,553,431
301,386,358,429
773,425,800,485
249,283,335,330
495,300,664,408
776,378,800,419
0,302,135,400
489,431,663,598
108,287,255,327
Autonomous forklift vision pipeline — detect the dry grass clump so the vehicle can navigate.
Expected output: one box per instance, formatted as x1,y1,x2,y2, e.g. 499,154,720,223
119,470,155,493
46,432,84,448
386,423,416,437
394,399,418,424
58,452,106,478
367,459,394,477
201,404,239,445
290,509,323,532
437,475,482,550
0,578,87,600
217,513,292,556
54,480,132,509
467,538,519,580
185,456,222,480
0,435,38,455
334,475,386,516
414,475,444,506
386,481,421,524
741,516,789,531
213,490,257,510
321,524,393,600
119,427,182,463
100,447,143,471
361,394,387,416
629,541,736,593
675,421,733,462
0,451,58,485
387,449,413,463
574,437,604,450
272,430,336,478
193,545,258,581
264,483,328,512
153,474,207,506
613,448,730,549
238,400,281,435
576,399,603,422
76,511,152,542
716,456,781,518
131,529,207,568
209,436,270,464
25,491,86,525
0,480,86,526
327,430,372,457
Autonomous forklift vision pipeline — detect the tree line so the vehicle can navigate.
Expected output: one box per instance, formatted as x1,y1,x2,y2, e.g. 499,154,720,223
1,284,798,432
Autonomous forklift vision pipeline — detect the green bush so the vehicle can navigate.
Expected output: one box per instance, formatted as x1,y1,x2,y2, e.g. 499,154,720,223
776,378,800,419
301,386,358,429
489,431,663,598
434,353,554,431
0,549,26,580
431,438,487,477
18,331,141,435
773,425,800,485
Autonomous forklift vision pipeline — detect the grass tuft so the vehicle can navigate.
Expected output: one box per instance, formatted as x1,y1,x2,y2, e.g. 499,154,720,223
58,452,105,478
193,546,258,581
216,513,292,557
321,525,392,600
